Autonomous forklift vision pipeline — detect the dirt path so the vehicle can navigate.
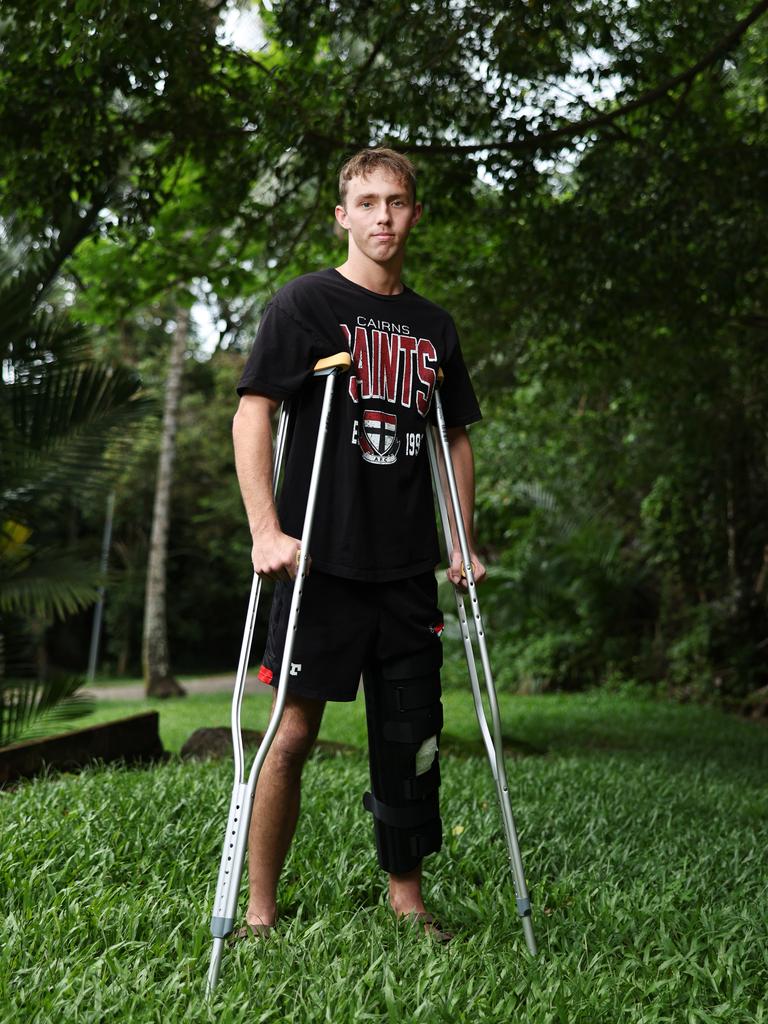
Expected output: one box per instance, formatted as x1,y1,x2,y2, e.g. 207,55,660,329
88,672,270,701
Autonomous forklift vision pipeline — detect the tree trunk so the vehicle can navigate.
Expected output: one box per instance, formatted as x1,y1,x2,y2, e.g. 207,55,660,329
142,306,188,698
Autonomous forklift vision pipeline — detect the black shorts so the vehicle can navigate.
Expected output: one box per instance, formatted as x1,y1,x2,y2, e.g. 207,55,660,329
258,570,444,701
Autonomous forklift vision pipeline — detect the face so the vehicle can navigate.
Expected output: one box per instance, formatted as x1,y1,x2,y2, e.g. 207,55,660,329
335,168,422,266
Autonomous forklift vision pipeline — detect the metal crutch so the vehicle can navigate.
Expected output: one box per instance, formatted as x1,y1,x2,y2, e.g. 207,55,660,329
206,352,351,994
426,387,538,956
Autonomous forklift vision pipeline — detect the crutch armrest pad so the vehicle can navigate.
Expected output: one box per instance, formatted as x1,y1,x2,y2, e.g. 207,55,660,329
313,352,352,373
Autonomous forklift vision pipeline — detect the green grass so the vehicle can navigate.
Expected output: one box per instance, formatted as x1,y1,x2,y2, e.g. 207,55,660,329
1,692,767,1023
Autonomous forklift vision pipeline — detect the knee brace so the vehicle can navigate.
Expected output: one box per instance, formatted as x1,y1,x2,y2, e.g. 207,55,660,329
362,644,444,874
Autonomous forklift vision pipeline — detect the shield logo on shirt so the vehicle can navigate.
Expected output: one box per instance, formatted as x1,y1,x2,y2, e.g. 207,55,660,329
360,410,400,465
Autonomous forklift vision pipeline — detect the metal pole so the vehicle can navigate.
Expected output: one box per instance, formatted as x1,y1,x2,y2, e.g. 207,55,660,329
426,431,496,768
428,395,537,956
87,490,115,683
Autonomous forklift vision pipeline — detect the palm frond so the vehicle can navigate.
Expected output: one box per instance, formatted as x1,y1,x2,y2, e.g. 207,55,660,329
0,365,153,517
0,203,103,359
2,312,93,370
512,481,560,515
511,481,580,537
0,674,94,748
0,551,102,619
8,361,145,445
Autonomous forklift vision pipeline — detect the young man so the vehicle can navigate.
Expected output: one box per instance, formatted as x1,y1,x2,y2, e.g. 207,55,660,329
232,148,485,940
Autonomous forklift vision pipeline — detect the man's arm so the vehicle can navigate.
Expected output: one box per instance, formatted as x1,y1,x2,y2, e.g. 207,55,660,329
444,426,487,590
232,393,301,581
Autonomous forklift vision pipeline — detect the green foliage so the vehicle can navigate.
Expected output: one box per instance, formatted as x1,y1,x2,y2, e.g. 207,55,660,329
3,2,768,697
0,1,247,227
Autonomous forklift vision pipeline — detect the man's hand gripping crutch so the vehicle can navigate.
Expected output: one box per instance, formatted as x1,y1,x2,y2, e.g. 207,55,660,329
426,382,538,957
206,353,351,995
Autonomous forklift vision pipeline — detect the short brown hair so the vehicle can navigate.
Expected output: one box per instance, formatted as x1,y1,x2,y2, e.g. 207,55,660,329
338,147,417,207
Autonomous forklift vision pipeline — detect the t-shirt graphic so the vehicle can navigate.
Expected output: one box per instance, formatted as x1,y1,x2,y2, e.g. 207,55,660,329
361,410,399,464
237,269,481,582
341,318,439,468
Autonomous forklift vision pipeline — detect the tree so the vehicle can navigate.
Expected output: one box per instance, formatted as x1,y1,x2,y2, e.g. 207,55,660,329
141,304,189,697
3,0,767,697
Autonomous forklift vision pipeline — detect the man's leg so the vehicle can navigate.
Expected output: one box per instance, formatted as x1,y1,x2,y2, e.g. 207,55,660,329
389,864,427,915
246,691,325,928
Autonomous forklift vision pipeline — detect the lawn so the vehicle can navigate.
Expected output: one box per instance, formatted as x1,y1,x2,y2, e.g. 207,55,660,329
1,689,766,1023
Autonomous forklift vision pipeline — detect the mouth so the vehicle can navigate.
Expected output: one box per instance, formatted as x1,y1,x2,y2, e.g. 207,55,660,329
372,233,394,241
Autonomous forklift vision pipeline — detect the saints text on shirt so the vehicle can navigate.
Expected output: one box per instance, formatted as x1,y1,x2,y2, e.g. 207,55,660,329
340,322,437,416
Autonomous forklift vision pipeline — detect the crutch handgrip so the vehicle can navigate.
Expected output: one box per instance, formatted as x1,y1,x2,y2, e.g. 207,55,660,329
313,352,352,374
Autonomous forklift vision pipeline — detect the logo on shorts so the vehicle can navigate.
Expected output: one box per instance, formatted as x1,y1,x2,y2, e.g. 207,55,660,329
290,663,302,676
360,410,400,465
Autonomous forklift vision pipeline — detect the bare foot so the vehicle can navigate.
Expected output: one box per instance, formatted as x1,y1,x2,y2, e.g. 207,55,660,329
388,865,453,941
245,905,277,929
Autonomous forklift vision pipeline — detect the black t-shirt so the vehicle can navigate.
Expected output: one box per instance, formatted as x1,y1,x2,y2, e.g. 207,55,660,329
237,268,481,582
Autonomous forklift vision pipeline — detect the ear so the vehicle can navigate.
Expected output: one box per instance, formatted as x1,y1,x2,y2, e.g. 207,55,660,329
334,204,350,230
410,201,423,227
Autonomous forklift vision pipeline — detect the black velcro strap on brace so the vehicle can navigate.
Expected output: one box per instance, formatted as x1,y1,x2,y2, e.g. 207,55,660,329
363,791,440,829
382,703,443,744
395,675,439,712
404,759,440,800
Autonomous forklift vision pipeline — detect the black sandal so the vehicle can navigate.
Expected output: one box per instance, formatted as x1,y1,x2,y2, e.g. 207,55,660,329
398,910,454,944
228,921,274,944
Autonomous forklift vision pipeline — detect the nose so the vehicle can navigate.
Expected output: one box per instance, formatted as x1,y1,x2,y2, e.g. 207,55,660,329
375,202,391,224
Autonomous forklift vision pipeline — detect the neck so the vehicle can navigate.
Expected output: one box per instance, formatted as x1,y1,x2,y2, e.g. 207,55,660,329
335,253,405,296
